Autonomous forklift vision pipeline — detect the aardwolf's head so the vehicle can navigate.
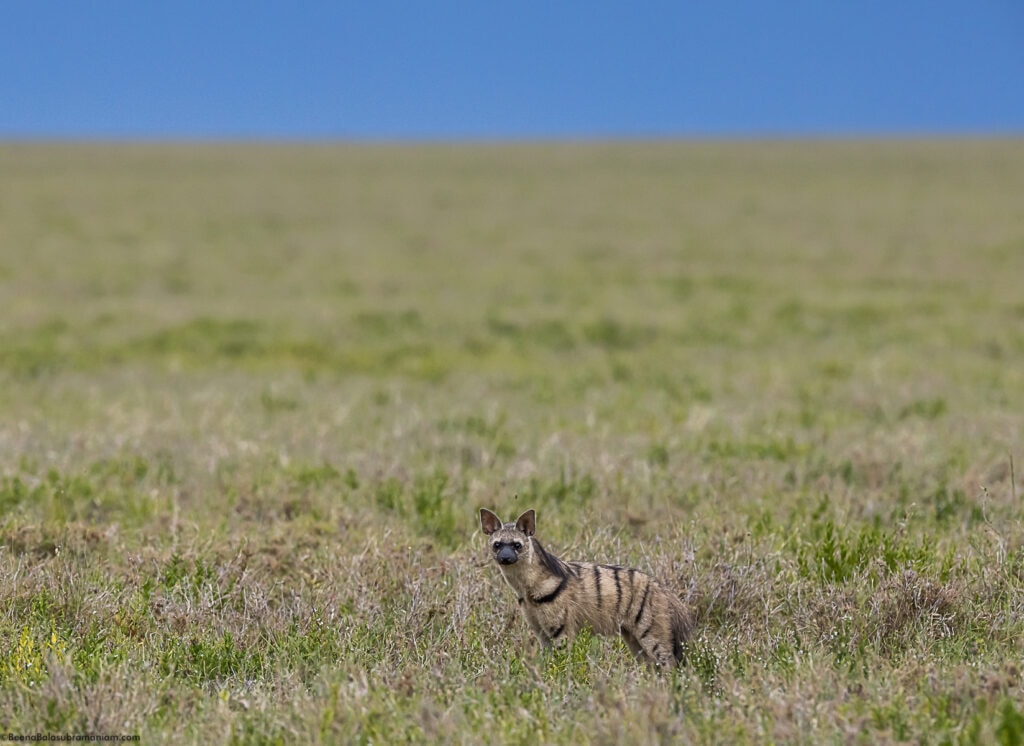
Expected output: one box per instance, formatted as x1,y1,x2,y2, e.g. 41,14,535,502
480,508,535,566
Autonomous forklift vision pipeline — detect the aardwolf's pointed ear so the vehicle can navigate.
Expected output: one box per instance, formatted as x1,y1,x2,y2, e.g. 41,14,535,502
480,508,503,535
515,509,536,537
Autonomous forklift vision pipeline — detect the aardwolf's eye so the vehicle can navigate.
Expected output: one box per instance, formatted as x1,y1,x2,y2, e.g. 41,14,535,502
492,541,500,551
513,542,522,550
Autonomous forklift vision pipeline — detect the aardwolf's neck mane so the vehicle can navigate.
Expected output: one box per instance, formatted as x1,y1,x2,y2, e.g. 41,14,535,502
531,537,570,579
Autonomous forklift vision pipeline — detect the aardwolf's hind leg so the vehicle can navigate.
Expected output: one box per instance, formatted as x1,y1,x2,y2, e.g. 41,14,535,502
621,629,643,659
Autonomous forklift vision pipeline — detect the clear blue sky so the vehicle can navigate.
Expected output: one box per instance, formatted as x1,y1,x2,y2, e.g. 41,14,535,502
2,1,1022,139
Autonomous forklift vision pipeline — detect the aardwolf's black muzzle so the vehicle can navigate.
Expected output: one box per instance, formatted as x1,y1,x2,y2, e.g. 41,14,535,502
497,547,519,565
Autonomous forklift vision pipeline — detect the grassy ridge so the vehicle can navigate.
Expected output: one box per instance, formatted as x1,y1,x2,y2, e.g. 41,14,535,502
1,140,1023,743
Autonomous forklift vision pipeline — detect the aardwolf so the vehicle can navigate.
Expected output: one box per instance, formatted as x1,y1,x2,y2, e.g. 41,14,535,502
480,508,694,668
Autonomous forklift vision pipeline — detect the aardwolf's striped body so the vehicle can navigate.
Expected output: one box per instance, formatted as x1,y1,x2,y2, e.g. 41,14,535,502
480,508,694,668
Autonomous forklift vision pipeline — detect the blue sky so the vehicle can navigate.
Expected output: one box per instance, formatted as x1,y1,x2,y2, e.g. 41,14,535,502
2,1,1022,139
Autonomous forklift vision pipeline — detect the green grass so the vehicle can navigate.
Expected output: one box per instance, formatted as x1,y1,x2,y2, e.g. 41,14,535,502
1,139,1023,743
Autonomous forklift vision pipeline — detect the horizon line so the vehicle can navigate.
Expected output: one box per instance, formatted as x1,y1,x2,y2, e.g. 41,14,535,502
2,130,1023,147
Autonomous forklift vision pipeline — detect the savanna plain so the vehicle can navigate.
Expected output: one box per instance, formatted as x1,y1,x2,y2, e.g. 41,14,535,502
1,140,1023,744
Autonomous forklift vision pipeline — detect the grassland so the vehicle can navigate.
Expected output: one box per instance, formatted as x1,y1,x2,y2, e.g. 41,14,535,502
0,139,1023,744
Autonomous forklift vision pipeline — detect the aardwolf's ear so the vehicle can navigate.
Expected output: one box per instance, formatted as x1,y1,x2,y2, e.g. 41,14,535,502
514,509,536,537
480,508,503,535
